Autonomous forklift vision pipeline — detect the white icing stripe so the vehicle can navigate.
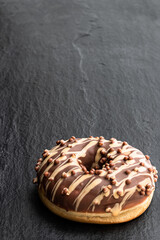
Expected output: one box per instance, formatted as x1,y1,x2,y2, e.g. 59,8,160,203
68,174,93,194
88,188,111,211
112,154,127,163
74,178,102,211
51,179,63,202
75,140,98,158
93,147,104,167
51,168,81,201
47,161,81,181
73,177,95,205
45,167,80,191
109,141,122,148
130,151,144,159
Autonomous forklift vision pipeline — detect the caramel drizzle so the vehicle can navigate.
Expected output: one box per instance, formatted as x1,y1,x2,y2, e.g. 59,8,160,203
68,174,93,194
51,167,80,201
37,137,156,215
74,178,102,211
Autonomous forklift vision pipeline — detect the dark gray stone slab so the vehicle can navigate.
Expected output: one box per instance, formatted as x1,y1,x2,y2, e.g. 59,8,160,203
0,0,160,239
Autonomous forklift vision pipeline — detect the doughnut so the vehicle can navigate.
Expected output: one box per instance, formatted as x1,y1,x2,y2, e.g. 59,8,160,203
33,136,158,224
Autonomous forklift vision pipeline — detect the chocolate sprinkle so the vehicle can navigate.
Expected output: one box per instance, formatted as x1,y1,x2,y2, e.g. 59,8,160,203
35,166,39,171
61,188,69,195
106,207,112,213
68,158,73,163
103,187,108,193
62,172,67,178
44,172,50,177
117,191,123,196
109,163,115,167
95,170,102,175
43,152,50,158
54,159,60,165
100,157,107,163
109,148,114,152
140,191,145,195
56,140,60,145
146,191,152,196
146,184,151,189
117,148,122,153
124,156,129,161
148,168,153,172
99,136,104,140
37,158,42,162
60,140,65,146
126,179,131,185
140,162,145,166
100,149,107,156
125,170,131,175
98,141,103,147
110,138,116,143
71,170,76,176
114,167,118,170
60,152,65,156
48,158,53,163
145,155,150,160
111,180,116,185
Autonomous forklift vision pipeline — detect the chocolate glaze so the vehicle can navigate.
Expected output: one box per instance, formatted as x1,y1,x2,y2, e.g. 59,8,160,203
35,137,158,215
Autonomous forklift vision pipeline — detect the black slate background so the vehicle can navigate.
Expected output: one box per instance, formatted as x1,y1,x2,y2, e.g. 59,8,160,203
1,0,160,239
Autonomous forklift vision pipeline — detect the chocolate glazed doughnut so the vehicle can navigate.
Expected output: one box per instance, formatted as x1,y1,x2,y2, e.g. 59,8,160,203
33,137,158,224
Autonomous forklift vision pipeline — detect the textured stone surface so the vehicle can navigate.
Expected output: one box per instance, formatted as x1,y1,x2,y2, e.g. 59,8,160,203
0,0,160,239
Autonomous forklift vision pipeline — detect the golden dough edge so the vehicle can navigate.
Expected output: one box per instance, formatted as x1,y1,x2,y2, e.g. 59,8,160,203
38,185,154,224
